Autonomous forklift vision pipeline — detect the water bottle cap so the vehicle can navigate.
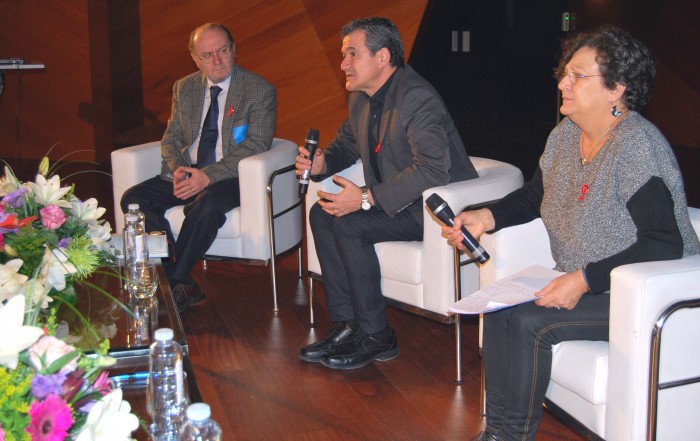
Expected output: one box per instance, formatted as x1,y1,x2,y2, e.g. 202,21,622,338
125,214,138,222
186,403,211,421
128,203,140,210
154,328,174,341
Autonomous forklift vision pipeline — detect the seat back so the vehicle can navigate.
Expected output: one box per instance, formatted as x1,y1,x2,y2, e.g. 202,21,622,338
478,207,700,440
111,138,301,260
306,157,524,317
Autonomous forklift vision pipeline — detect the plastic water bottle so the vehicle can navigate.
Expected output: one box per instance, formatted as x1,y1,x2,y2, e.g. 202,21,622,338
179,403,222,441
125,203,146,229
123,213,149,287
149,328,187,440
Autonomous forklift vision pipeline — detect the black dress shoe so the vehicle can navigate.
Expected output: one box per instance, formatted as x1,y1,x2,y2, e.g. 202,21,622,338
469,431,498,441
171,282,205,313
320,328,399,370
299,322,358,362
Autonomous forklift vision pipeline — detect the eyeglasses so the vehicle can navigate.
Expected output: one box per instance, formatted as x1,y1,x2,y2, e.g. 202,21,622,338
195,45,232,64
558,71,602,84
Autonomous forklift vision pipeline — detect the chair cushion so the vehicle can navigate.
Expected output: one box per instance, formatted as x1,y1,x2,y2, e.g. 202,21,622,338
376,241,423,285
165,206,241,240
550,340,608,405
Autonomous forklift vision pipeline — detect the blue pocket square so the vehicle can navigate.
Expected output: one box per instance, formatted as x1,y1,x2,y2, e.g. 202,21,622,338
232,124,248,144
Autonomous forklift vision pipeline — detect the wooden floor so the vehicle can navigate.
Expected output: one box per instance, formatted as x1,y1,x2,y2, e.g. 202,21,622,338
179,252,588,441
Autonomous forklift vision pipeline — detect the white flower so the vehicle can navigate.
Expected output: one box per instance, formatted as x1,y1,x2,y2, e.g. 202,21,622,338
0,295,44,369
41,246,78,286
18,278,53,309
24,174,71,207
0,259,29,303
70,197,106,226
75,388,139,441
88,221,113,251
0,166,21,196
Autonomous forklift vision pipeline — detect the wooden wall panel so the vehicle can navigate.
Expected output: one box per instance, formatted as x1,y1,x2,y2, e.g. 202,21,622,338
0,1,98,163
135,0,428,148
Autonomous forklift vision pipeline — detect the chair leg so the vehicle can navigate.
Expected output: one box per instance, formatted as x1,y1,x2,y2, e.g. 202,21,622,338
455,314,463,384
480,354,487,415
297,247,303,279
308,276,315,327
270,253,279,312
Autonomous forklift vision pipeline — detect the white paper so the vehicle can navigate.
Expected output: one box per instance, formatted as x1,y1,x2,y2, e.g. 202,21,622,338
449,264,564,314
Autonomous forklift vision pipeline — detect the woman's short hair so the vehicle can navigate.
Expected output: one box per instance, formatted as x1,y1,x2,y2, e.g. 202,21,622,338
556,26,656,111
342,17,405,68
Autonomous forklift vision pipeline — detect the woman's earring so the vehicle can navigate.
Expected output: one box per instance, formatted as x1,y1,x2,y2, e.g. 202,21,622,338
611,104,622,117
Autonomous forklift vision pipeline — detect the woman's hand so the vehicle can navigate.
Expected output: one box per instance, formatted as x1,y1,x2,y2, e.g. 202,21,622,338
534,269,589,310
440,208,495,250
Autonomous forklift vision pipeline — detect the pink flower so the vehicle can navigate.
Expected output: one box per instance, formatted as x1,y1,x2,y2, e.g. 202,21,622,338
26,394,74,441
39,205,66,230
28,336,79,375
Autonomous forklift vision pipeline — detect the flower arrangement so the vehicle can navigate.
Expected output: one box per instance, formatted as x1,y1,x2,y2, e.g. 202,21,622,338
0,159,139,440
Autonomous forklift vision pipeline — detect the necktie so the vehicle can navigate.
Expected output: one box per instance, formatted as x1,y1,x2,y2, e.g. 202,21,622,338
196,85,222,168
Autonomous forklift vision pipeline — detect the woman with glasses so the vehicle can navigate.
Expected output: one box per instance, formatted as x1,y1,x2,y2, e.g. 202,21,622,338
443,27,700,441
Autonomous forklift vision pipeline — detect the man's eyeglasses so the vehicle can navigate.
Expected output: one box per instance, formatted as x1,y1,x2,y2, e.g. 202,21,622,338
557,71,602,84
196,45,232,64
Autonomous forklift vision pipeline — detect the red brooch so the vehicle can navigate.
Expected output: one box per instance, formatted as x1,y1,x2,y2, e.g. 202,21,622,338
578,184,589,201
227,105,235,117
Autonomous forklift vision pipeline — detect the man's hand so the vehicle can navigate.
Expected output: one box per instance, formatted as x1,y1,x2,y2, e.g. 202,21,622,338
317,175,363,217
173,166,210,199
295,144,326,177
534,269,588,310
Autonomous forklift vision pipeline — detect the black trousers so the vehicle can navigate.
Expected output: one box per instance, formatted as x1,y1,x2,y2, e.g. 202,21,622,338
120,176,240,285
309,202,423,334
483,292,610,440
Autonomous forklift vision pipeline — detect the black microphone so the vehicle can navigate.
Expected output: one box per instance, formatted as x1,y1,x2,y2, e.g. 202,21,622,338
298,128,320,195
426,193,490,263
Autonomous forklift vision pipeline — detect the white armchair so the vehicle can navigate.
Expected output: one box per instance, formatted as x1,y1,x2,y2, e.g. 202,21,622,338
306,157,524,382
111,138,302,310
479,207,700,440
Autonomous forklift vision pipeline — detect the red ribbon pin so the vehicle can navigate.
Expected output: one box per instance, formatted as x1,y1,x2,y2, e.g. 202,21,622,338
227,105,235,117
578,183,589,201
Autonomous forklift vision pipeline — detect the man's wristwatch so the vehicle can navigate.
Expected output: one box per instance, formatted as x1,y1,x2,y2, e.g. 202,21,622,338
361,187,371,211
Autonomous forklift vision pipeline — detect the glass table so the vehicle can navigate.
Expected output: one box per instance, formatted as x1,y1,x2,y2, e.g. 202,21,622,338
56,263,201,440
58,262,188,368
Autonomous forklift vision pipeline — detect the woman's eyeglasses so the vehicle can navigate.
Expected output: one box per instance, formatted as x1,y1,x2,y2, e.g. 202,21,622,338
557,71,602,84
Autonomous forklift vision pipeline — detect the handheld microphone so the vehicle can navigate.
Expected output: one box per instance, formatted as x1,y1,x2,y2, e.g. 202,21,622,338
425,193,490,263
298,128,320,195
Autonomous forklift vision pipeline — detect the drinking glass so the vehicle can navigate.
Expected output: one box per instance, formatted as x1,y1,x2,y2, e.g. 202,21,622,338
127,262,159,299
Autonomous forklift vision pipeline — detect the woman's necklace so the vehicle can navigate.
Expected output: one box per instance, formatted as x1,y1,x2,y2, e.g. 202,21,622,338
579,112,626,166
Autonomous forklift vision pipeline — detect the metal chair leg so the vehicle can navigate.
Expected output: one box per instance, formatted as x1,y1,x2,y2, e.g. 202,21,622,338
455,314,463,384
297,247,302,279
480,353,487,415
270,254,278,312
309,276,315,327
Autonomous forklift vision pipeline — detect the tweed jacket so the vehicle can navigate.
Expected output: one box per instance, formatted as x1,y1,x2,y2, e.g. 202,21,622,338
160,65,276,184
319,65,477,224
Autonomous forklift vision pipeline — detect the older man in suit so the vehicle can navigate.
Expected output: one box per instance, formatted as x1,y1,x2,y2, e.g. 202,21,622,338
121,22,276,312
295,17,478,370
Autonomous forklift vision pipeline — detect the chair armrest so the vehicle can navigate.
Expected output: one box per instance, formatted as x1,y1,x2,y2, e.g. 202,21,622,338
305,160,365,275
111,141,162,232
606,254,700,441
479,218,555,289
238,138,300,259
421,157,524,313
